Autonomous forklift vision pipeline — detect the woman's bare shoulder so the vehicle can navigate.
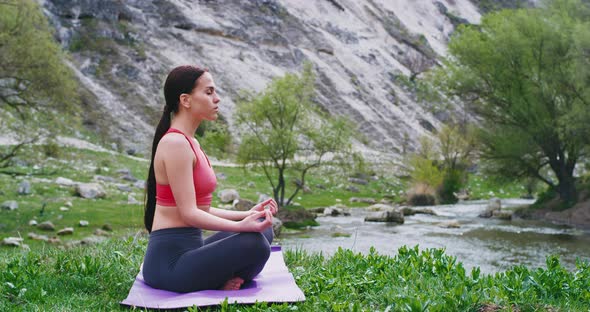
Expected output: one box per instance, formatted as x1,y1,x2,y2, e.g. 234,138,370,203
157,133,192,155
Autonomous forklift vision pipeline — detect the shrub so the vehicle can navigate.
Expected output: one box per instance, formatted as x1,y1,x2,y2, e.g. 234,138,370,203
437,169,466,204
407,182,436,206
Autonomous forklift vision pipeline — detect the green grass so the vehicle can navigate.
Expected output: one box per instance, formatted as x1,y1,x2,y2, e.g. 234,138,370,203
1,238,588,311
466,173,526,200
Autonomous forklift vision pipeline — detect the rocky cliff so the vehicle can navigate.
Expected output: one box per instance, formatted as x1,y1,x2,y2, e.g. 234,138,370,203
40,0,487,157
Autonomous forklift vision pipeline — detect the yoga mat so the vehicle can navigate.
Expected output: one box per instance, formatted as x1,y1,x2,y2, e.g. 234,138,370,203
120,246,305,309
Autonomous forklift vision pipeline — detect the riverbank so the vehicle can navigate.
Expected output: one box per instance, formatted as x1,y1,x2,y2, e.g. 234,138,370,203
516,190,590,230
1,236,588,311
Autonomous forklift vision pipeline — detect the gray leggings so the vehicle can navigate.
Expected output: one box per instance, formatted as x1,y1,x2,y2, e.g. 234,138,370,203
143,226,273,293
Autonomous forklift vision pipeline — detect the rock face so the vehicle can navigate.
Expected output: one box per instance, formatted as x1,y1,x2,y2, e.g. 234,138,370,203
40,0,482,155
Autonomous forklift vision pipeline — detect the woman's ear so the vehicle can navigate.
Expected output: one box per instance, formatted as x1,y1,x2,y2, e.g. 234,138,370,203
179,93,191,109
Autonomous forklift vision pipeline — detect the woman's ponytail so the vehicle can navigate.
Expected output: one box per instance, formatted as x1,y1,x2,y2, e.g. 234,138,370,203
144,65,206,232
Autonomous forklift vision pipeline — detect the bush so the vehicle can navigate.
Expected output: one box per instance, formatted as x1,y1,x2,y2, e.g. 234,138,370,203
407,182,436,206
42,140,61,158
437,169,466,204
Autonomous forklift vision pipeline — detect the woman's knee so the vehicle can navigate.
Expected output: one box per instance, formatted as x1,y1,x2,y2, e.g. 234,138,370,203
238,232,270,259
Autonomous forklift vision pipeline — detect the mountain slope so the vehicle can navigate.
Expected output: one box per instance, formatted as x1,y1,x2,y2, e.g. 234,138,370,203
40,0,483,156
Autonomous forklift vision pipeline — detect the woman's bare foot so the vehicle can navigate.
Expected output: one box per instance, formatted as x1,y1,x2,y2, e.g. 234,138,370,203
221,277,244,290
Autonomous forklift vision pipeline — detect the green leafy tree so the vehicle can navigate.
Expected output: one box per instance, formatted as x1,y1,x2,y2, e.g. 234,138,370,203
435,0,590,203
0,0,78,167
236,64,353,206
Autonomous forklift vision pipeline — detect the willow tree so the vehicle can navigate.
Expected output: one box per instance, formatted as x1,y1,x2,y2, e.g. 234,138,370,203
436,0,590,203
236,64,353,207
0,0,78,167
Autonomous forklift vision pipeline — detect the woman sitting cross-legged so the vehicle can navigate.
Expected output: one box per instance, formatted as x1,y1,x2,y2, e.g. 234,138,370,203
142,65,278,293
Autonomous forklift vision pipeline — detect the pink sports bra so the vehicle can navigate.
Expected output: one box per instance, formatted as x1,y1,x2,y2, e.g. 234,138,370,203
155,128,217,207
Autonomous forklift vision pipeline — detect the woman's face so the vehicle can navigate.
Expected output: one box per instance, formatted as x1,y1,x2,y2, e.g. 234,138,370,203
187,72,221,121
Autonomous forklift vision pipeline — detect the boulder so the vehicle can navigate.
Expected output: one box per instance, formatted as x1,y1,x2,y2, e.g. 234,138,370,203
28,232,49,241
401,206,437,216
323,206,350,217
487,198,502,211
346,185,360,193
366,203,395,211
18,180,31,195
348,177,368,185
81,236,107,245
2,237,24,247
1,200,18,210
29,220,38,226
38,221,55,231
94,175,117,183
218,189,239,203
48,237,61,244
102,224,113,231
79,220,89,227
117,185,133,192
365,209,404,224
55,177,76,186
133,180,146,189
492,210,512,220
277,207,317,228
57,227,74,235
75,183,106,199
128,194,141,205
233,198,255,211
479,198,502,218
349,197,377,204
272,218,283,237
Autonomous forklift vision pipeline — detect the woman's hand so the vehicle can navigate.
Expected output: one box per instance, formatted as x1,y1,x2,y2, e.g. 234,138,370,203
249,198,278,216
237,210,273,232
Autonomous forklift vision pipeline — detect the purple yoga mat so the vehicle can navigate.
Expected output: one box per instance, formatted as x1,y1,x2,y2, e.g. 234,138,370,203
120,246,305,309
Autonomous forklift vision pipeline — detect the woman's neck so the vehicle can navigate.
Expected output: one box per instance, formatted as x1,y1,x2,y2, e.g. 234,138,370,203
170,114,201,138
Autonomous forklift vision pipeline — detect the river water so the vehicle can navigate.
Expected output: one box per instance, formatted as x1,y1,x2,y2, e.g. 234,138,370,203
279,199,590,273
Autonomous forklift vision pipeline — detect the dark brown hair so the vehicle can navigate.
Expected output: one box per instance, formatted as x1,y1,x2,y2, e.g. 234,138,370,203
144,65,207,232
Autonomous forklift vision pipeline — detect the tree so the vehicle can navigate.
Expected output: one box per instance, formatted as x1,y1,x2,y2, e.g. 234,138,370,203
435,0,590,203
406,125,476,204
236,64,353,207
0,0,78,167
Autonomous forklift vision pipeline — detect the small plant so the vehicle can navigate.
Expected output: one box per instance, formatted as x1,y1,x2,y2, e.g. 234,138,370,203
43,140,61,158
407,182,436,206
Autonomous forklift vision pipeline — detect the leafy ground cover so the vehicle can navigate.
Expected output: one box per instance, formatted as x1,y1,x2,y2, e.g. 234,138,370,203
1,237,588,311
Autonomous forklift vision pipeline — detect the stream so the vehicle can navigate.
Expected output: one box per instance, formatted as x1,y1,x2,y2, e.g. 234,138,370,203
279,199,590,273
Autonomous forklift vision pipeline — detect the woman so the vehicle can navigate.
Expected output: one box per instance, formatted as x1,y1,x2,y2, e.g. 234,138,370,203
142,65,277,293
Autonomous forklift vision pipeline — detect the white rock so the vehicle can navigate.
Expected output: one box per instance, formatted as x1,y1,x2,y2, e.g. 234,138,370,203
55,177,75,186
218,189,240,203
